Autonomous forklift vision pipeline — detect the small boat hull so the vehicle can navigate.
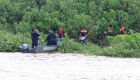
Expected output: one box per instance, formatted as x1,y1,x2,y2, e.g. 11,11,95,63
28,46,58,53
20,44,58,53
19,44,58,53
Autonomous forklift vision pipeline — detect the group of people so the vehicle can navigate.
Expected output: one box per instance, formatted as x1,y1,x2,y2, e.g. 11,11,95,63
106,24,136,36
31,27,89,48
105,24,136,46
31,24,136,48
31,28,65,48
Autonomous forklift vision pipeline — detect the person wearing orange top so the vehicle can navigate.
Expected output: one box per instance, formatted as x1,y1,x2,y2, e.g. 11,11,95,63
79,27,88,44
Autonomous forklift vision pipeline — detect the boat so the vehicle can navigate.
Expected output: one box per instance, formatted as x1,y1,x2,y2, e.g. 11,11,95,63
28,45,58,53
19,44,58,53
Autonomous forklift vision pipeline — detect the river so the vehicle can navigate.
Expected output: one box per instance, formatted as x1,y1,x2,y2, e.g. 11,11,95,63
0,52,140,80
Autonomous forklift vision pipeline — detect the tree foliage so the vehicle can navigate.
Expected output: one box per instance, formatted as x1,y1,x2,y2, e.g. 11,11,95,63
0,0,140,41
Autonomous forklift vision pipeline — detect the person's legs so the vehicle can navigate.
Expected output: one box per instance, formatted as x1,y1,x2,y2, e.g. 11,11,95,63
34,41,38,48
60,38,62,41
53,40,57,45
57,38,62,45
80,37,86,45
105,38,109,46
84,39,87,45
50,41,53,45
47,41,53,46
32,40,35,48
80,39,85,45
82,39,86,45
47,41,50,46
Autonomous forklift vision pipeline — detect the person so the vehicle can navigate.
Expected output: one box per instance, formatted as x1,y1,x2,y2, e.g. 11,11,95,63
104,24,113,46
31,28,40,48
46,29,57,46
107,24,113,36
133,30,136,33
57,27,64,44
79,27,88,44
120,25,127,34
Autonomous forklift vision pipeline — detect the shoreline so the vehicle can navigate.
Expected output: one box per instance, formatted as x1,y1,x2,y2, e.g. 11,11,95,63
0,52,140,59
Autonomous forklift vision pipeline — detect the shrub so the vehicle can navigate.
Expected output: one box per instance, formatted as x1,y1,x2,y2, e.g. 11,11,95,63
0,31,31,52
58,38,82,53
99,33,140,57
58,38,101,55
108,33,140,49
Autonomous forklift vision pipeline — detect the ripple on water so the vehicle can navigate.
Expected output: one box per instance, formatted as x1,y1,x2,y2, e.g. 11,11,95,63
0,52,140,80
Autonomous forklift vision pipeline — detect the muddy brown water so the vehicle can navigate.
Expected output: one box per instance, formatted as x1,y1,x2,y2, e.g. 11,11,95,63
0,52,140,80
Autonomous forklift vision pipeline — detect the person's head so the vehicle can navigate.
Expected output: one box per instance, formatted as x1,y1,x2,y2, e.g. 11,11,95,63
121,25,125,28
108,24,112,28
59,27,63,30
34,28,38,32
49,29,53,32
82,27,86,30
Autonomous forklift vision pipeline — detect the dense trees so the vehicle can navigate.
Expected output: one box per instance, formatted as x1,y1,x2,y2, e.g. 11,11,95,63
0,0,140,42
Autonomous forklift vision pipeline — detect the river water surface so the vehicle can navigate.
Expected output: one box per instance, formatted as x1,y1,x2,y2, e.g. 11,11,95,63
0,52,140,80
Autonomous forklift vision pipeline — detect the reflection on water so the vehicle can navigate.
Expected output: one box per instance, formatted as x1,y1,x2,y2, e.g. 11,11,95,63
0,52,140,80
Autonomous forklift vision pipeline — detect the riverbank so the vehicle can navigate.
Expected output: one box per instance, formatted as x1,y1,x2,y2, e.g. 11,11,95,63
0,53,140,80
58,33,140,58
0,31,140,58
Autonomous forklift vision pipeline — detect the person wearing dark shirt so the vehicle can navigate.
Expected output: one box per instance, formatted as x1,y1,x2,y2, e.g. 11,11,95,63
46,29,57,46
79,27,88,44
31,28,40,48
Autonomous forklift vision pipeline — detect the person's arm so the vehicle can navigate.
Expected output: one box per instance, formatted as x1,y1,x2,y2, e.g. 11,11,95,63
37,31,40,36
124,28,127,33
79,31,81,40
56,30,59,37
54,33,56,40
36,30,40,36
63,31,65,37
109,28,112,32
46,33,50,41
110,29,113,32
38,33,40,36
31,33,33,39
86,31,89,39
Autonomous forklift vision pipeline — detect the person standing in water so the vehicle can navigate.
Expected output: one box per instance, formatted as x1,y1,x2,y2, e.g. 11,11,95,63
79,27,88,44
46,29,57,46
31,28,40,48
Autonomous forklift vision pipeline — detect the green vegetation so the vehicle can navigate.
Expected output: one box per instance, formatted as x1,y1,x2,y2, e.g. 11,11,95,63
0,0,140,57
0,31,46,52
99,33,140,57
0,31,31,52
58,38,100,55
0,0,140,40
59,33,140,57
